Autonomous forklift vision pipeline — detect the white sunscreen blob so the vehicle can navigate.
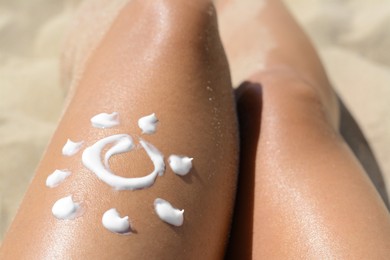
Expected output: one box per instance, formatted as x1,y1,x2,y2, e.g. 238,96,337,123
62,139,84,156
52,195,80,220
46,169,71,188
102,208,131,234
168,155,193,176
91,112,119,128
138,113,158,134
82,134,165,190
154,198,184,226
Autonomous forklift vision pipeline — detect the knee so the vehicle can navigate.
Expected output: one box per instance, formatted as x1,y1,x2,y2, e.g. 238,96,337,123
247,67,340,130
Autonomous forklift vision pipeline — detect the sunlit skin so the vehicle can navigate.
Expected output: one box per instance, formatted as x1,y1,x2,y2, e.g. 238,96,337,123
0,1,238,259
218,0,390,258
1,0,390,259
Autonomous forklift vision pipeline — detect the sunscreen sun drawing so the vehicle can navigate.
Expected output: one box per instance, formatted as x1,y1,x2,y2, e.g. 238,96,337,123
49,112,190,234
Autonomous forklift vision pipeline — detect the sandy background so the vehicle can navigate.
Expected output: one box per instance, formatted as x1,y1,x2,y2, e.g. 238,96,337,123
1,0,390,240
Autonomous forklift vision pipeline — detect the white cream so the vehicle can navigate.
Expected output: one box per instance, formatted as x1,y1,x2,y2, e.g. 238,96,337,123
91,112,119,128
139,138,166,176
62,139,84,156
52,195,80,220
168,155,193,176
104,135,135,169
138,113,158,134
154,198,184,227
46,169,71,188
82,134,165,190
102,208,131,234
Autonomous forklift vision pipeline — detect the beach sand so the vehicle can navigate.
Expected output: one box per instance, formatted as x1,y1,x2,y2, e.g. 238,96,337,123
1,0,390,239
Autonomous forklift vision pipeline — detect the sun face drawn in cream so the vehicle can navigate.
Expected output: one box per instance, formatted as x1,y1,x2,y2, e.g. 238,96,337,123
168,155,193,176
82,134,165,190
62,139,84,156
46,169,71,188
102,208,131,235
91,112,119,128
52,195,81,220
138,113,159,134
154,198,184,227
49,112,191,232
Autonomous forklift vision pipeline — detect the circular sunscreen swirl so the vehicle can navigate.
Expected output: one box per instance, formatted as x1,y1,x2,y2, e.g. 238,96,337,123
82,134,165,190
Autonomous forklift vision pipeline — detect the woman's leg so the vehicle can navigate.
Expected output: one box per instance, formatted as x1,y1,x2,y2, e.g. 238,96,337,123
218,0,389,205
0,1,238,259
217,0,390,258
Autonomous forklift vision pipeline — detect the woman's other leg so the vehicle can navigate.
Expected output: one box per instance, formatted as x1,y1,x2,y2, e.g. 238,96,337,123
218,0,390,258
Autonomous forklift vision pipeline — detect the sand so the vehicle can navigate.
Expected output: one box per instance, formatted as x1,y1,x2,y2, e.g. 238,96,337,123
1,0,390,239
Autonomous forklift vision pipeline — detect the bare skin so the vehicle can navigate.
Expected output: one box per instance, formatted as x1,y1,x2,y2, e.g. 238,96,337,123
1,0,390,259
0,1,238,259
217,0,390,258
